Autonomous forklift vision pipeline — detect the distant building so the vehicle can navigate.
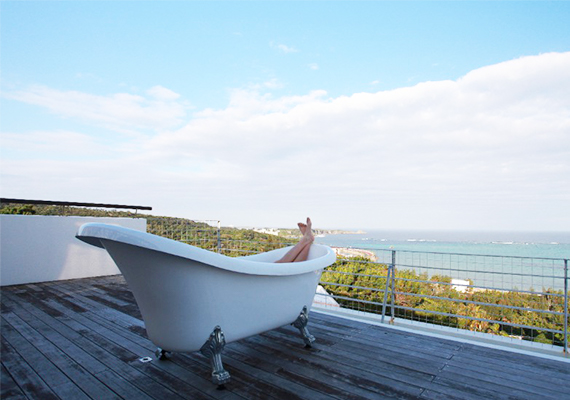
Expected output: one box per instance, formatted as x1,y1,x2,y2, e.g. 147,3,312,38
253,228,280,236
451,278,471,293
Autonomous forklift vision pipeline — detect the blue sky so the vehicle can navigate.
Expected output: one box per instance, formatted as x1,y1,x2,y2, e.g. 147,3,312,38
1,1,570,231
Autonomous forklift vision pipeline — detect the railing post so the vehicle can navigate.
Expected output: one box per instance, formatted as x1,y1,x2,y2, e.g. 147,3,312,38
564,259,568,354
217,220,221,254
390,250,396,323
381,256,393,324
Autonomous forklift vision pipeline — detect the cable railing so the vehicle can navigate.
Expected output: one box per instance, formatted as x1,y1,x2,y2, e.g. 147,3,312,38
4,203,565,354
146,217,295,255
319,249,568,353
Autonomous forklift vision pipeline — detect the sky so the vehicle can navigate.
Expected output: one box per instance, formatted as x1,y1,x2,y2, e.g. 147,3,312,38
1,1,570,231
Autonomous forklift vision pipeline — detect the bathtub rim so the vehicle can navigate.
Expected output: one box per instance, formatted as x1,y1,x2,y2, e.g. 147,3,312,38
76,222,336,276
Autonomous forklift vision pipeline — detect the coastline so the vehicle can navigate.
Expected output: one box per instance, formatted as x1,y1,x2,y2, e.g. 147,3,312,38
333,247,377,261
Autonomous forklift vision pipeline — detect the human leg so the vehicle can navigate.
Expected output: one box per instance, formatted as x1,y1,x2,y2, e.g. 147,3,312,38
276,218,314,263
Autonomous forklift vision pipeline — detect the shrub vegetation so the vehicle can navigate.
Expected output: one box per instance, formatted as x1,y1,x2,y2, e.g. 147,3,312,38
321,258,567,346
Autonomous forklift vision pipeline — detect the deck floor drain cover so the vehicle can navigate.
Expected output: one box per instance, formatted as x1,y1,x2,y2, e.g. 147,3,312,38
139,356,153,363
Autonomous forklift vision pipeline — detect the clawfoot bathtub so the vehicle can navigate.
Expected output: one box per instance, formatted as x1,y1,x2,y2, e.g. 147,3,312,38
76,223,336,386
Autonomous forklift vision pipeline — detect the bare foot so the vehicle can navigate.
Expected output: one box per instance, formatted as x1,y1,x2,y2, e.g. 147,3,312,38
302,218,314,243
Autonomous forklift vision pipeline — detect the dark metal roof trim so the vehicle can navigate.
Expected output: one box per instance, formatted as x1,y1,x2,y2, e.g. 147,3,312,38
0,198,152,211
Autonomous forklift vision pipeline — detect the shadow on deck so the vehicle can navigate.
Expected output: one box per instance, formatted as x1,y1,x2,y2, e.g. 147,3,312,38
2,275,569,400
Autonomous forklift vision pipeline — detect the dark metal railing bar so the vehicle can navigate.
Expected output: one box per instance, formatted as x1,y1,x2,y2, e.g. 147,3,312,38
216,220,221,253
564,259,568,354
330,257,389,265
322,270,389,280
376,248,568,262
392,304,564,335
322,272,565,298
322,293,385,307
396,262,565,279
390,290,564,316
381,262,392,324
320,281,387,294
390,250,396,322
218,240,296,248
224,247,261,253
391,276,566,298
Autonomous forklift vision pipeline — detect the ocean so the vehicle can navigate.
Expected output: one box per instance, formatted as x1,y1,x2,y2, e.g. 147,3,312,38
315,230,570,291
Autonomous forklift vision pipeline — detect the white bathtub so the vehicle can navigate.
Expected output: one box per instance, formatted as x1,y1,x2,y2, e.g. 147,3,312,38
77,223,336,385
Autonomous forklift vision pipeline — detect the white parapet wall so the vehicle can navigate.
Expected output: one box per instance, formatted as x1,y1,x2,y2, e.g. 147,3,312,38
0,215,146,286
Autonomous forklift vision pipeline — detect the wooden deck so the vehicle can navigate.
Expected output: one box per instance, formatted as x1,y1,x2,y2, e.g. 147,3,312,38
2,275,569,400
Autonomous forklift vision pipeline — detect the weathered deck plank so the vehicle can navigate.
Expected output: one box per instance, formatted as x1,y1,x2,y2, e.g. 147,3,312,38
1,334,62,400
4,286,218,400
2,275,569,400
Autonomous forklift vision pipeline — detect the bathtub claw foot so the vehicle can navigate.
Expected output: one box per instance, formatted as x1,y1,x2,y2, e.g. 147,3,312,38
200,326,231,386
155,348,172,360
292,306,315,347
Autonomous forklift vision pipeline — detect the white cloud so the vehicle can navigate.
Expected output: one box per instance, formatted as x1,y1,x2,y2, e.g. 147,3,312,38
1,130,109,158
270,41,299,53
146,85,181,101
2,52,570,230
263,78,284,90
4,85,190,134
308,63,319,70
